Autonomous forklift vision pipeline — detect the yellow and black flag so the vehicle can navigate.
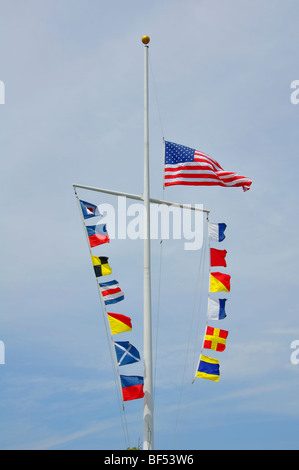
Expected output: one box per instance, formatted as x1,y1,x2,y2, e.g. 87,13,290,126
91,255,112,277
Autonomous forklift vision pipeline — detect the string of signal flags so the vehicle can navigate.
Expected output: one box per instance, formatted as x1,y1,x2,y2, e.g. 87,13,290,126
77,196,145,403
76,194,231,388
163,139,250,382
195,222,230,383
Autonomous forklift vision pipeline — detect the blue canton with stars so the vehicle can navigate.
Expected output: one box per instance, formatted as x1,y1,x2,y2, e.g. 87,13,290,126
165,141,195,164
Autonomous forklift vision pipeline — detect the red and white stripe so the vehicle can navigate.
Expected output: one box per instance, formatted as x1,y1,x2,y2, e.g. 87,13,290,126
100,283,123,301
165,150,252,191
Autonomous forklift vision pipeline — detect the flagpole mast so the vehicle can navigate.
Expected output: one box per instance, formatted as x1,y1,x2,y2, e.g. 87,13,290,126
142,35,154,451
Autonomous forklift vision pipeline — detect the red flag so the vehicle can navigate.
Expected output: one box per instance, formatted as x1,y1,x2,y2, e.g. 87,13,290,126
210,248,227,267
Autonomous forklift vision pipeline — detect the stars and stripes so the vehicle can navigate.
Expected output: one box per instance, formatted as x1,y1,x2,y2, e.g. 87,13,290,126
164,141,252,191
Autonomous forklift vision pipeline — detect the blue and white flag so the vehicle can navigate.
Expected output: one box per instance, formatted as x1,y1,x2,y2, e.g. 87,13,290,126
99,280,124,305
208,223,227,242
207,298,227,320
80,200,102,220
114,341,141,366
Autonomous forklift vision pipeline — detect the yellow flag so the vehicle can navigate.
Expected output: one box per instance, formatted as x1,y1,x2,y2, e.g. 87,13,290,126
91,255,112,277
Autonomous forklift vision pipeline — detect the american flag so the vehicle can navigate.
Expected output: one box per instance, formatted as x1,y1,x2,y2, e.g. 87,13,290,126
164,141,252,191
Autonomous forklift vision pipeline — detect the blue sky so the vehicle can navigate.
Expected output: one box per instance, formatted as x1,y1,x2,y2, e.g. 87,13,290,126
1,0,299,450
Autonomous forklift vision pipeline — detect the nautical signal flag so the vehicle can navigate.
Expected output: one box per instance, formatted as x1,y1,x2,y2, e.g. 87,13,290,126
114,341,140,366
203,326,228,352
208,223,227,243
107,312,132,335
196,355,220,382
207,298,227,321
80,200,102,219
91,255,112,277
120,375,145,402
86,224,110,247
164,141,252,191
210,248,227,267
99,280,124,305
210,272,231,293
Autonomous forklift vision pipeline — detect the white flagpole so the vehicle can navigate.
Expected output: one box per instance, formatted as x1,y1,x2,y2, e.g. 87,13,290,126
72,183,209,215
142,35,154,451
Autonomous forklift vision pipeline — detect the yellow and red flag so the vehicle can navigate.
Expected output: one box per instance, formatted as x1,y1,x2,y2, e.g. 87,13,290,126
107,312,132,335
210,271,231,293
204,326,228,352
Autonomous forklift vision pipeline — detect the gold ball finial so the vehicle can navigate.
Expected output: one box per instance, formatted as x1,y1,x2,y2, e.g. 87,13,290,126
142,35,150,45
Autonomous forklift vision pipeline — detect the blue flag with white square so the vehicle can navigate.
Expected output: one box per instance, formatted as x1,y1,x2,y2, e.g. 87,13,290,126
80,200,102,220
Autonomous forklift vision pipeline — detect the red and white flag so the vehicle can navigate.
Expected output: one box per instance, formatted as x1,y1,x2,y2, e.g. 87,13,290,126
164,141,252,191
